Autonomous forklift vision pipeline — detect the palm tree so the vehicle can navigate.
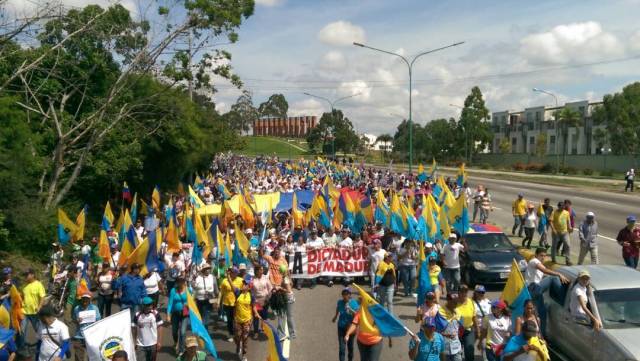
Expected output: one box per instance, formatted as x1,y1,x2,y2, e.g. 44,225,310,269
376,134,393,160
557,108,581,167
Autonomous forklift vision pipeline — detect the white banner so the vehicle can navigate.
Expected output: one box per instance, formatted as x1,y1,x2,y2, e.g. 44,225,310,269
82,310,137,361
285,246,370,279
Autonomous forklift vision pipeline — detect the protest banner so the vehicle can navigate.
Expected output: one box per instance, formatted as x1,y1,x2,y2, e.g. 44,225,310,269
83,310,137,361
286,246,370,279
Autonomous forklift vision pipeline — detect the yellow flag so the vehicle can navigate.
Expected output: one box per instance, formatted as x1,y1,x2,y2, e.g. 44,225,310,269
351,284,381,337
233,223,250,257
501,259,525,305
75,208,85,242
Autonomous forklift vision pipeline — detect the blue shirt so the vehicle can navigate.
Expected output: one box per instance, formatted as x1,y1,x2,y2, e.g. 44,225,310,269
250,236,261,249
0,338,16,361
114,274,147,306
167,287,192,314
336,299,360,329
409,331,445,361
72,303,101,339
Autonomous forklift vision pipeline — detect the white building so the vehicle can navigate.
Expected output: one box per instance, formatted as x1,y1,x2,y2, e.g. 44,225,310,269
361,133,392,152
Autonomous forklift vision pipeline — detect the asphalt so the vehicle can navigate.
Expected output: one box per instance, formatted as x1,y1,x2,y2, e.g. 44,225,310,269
24,174,635,361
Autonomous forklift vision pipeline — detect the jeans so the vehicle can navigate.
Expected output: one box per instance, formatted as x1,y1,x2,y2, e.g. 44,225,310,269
399,265,416,296
253,306,269,334
472,202,481,222
578,246,599,265
522,227,535,248
512,215,524,236
338,326,355,361
623,255,639,269
479,208,489,224
551,232,570,263
356,339,383,361
137,345,157,361
223,305,235,336
97,294,113,317
461,329,475,361
626,179,634,192
377,285,394,315
528,276,562,337
170,311,188,353
276,301,296,339
196,299,210,329
443,268,461,294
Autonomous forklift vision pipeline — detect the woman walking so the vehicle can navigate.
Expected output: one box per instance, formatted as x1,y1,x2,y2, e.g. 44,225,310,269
97,263,114,317
234,276,260,361
398,239,418,297
477,300,511,361
522,204,538,249
166,277,190,354
344,300,384,361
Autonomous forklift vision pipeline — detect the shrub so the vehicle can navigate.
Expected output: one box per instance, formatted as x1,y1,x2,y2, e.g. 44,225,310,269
540,163,555,173
512,162,526,171
582,168,594,176
561,166,578,175
600,169,614,177
479,163,491,170
526,163,544,172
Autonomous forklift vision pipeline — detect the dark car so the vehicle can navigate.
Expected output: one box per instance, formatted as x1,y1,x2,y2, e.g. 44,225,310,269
460,223,527,286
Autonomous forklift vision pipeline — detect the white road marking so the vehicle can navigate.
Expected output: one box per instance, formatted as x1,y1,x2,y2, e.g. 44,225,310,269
599,234,618,243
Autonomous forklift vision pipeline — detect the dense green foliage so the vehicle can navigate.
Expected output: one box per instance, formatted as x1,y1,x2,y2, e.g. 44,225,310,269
593,82,640,155
305,108,359,155
0,1,254,257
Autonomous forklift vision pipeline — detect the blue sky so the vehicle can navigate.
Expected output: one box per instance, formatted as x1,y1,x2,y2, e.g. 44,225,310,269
8,0,640,134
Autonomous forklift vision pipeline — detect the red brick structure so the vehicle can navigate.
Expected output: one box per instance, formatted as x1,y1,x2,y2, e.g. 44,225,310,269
252,116,317,137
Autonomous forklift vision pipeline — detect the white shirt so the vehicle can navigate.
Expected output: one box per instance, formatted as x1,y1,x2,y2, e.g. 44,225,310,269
144,272,162,295
483,313,511,347
98,273,113,295
166,259,185,281
339,237,353,248
135,226,145,242
193,274,217,301
307,237,324,249
524,212,537,228
474,298,492,322
75,260,85,274
570,283,589,318
442,243,464,269
38,319,70,361
133,310,163,347
525,258,544,285
369,248,386,271
322,233,338,247
110,251,120,268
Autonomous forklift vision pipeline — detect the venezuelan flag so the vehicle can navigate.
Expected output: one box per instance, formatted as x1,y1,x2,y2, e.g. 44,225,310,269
122,181,132,203
447,191,469,235
98,202,114,261
57,208,78,245
456,163,466,187
185,288,220,359
262,321,288,361
352,284,407,337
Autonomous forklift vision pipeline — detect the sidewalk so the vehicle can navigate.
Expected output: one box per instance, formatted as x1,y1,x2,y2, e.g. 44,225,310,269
438,166,622,185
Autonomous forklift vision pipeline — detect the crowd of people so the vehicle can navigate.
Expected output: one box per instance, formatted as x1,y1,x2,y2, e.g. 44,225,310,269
0,153,638,361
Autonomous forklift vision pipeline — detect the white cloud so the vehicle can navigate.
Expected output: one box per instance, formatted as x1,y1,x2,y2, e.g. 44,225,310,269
520,21,624,65
338,80,371,102
631,30,640,52
254,0,284,6
289,99,326,116
319,50,346,70
317,20,366,47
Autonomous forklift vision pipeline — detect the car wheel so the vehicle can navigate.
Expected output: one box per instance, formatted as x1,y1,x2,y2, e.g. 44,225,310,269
463,269,475,287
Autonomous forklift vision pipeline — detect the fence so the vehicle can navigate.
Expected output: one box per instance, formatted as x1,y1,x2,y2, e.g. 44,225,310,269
473,154,639,173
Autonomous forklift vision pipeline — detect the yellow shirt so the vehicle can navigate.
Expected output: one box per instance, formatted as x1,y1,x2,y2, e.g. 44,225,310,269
429,265,441,286
455,298,476,329
22,280,46,315
375,261,396,281
552,209,569,234
234,291,253,324
439,306,460,321
220,277,243,306
512,199,527,216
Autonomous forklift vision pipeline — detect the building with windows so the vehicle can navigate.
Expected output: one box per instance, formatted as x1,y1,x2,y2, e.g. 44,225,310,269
361,133,393,152
252,116,317,137
490,100,607,155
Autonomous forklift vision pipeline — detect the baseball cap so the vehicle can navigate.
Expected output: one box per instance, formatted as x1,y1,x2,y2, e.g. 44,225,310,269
627,215,636,223
341,287,352,295
474,285,486,293
184,335,198,348
425,291,436,300
586,211,595,218
446,293,459,301
142,297,153,305
518,192,524,197
79,292,92,299
448,233,457,240
425,242,433,248
238,263,247,270
491,300,507,310
578,270,591,279
245,228,253,234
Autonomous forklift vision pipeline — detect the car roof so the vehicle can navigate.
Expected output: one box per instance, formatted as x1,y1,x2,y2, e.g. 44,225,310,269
467,223,503,234
558,265,640,290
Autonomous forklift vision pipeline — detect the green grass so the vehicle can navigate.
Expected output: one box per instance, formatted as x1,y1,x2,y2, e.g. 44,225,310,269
239,136,312,158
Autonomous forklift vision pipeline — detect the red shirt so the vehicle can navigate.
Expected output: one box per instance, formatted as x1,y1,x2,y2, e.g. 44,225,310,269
616,227,640,258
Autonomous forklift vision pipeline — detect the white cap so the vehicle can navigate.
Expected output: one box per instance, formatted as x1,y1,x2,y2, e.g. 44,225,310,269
448,233,458,240
425,242,433,248
245,228,253,234
586,211,595,218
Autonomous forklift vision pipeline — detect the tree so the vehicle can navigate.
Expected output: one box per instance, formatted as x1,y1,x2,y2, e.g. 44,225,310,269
458,86,491,163
423,118,460,161
535,134,547,158
306,108,358,156
557,107,581,164
592,82,640,155
376,134,393,159
258,93,288,119
498,138,511,154
227,91,258,135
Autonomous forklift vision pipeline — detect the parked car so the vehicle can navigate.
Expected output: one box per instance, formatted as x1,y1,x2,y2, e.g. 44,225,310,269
460,223,526,286
545,265,640,361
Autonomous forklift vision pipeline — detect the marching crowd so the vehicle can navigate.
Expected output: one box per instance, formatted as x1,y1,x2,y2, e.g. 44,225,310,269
0,153,638,361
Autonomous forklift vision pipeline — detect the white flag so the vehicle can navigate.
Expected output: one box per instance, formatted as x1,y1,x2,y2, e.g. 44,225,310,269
82,310,137,361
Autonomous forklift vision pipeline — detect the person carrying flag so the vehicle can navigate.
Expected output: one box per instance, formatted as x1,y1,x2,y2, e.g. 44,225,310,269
343,307,384,361
408,316,446,361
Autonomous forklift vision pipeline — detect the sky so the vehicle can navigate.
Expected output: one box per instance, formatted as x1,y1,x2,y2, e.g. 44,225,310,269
6,0,640,135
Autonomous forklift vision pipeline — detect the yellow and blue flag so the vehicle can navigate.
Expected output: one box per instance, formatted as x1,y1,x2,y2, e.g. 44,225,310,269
416,242,434,306
130,193,138,224
447,191,469,235
0,285,23,332
185,288,219,359
291,192,305,229
57,208,78,245
164,203,182,254
501,259,526,306
262,320,288,361
118,209,137,267
98,202,114,261
352,284,407,337
428,158,437,178
456,163,466,187
0,327,14,350
537,203,547,235
374,189,389,226
75,207,86,242
417,163,428,182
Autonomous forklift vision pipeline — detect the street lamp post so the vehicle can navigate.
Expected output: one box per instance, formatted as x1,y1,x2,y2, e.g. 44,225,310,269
533,87,560,173
353,41,464,173
302,92,362,160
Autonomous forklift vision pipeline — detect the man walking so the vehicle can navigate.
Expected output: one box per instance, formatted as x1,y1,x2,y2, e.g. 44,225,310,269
550,201,572,265
511,193,526,237
625,168,635,192
442,234,464,294
616,215,640,269
114,263,147,322
577,212,599,265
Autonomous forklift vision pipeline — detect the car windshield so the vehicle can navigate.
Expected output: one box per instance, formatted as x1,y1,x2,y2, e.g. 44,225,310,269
596,288,640,329
464,233,514,252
